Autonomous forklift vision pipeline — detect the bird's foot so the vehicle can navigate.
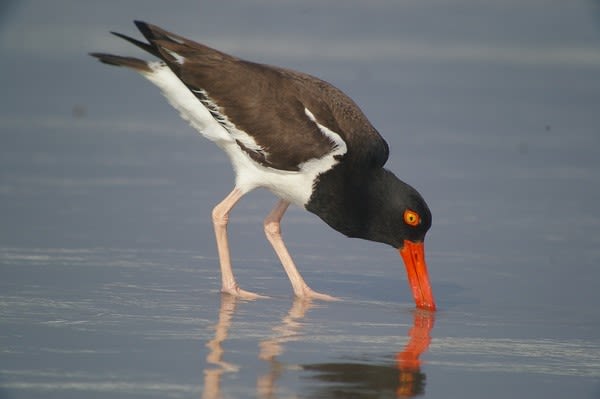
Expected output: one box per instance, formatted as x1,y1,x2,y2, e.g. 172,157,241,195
221,284,268,300
296,286,340,302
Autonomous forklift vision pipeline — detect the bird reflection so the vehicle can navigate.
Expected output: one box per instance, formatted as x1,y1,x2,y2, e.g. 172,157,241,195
302,311,435,398
201,296,435,398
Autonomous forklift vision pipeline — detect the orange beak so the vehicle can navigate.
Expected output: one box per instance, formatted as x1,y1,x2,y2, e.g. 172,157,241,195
399,240,436,311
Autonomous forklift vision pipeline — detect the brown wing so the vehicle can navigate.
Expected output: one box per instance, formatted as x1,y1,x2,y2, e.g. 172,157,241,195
135,21,390,171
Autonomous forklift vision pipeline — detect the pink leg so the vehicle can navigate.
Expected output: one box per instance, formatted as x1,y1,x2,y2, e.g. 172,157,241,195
264,200,338,301
212,188,265,299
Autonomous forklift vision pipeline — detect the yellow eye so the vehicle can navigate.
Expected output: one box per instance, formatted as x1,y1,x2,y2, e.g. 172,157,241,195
403,209,420,227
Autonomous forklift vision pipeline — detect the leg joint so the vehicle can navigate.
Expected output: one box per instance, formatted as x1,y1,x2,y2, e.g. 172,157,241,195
212,204,229,227
263,218,281,238
212,188,243,227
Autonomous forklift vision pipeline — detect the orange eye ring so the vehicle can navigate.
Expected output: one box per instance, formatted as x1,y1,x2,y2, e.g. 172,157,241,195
403,209,421,227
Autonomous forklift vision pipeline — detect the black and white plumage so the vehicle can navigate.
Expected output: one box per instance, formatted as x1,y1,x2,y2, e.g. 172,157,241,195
91,21,436,310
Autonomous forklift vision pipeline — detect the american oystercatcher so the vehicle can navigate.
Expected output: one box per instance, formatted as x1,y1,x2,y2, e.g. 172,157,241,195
91,21,436,310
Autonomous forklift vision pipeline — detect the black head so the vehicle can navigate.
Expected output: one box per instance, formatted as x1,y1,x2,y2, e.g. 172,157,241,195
306,166,436,310
364,169,436,310
363,169,432,248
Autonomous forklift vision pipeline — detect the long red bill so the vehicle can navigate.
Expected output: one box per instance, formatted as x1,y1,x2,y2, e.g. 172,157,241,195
399,240,436,311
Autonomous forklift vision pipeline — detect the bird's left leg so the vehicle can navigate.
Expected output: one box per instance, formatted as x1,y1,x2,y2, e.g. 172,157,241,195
263,199,338,301
212,187,265,299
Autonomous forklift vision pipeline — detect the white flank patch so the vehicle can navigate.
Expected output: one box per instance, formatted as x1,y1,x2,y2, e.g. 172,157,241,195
226,107,348,207
229,127,267,158
189,88,267,158
141,62,233,145
303,108,348,165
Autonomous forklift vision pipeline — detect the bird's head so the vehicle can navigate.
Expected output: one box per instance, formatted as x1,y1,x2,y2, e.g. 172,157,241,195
364,169,436,311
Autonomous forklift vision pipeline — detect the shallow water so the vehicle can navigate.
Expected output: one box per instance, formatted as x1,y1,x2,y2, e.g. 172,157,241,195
2,1,600,398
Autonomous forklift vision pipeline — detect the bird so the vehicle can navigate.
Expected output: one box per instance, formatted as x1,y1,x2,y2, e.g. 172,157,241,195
90,21,436,311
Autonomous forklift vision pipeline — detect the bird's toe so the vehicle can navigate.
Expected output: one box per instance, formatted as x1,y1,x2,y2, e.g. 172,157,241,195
297,287,341,302
221,286,269,300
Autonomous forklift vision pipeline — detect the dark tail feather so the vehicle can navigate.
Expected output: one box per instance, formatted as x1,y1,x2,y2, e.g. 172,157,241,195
91,21,216,71
110,31,160,58
134,20,158,42
131,20,196,67
130,20,230,66
133,20,181,46
89,53,151,72
90,21,167,71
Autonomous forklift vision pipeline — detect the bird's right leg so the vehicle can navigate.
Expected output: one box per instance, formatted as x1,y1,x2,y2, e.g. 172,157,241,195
212,187,265,299
263,200,338,301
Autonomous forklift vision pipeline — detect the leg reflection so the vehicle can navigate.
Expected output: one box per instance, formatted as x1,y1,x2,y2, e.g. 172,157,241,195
202,294,240,399
202,296,317,399
257,298,316,399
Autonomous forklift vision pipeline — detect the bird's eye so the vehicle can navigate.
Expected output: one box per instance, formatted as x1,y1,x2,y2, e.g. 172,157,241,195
403,209,421,227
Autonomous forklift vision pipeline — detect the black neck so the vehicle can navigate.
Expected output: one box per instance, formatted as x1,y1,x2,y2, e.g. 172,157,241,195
306,165,430,247
306,167,390,243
